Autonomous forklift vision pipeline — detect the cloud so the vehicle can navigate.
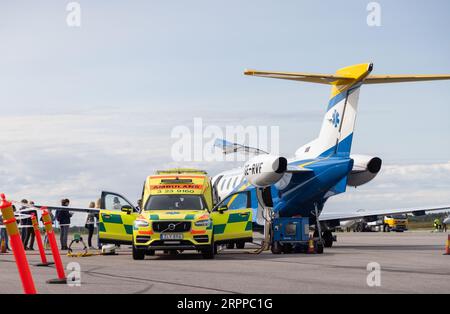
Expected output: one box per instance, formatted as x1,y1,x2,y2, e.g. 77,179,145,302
326,161,450,212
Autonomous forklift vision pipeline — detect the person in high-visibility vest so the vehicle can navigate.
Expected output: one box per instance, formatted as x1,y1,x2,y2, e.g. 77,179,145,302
434,218,441,232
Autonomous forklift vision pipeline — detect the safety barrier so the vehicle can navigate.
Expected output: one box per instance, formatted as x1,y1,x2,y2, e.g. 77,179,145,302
307,235,315,254
0,238,6,253
445,234,450,256
31,213,54,267
0,194,37,294
41,207,67,284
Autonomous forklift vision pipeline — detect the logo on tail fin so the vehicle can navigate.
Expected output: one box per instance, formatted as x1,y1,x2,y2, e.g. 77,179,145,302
331,110,340,128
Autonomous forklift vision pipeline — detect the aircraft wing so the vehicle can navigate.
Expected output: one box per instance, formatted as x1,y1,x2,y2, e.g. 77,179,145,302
34,205,100,214
286,165,314,173
319,205,450,222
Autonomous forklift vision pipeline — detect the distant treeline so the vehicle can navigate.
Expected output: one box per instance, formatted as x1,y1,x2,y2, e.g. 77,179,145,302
409,211,449,222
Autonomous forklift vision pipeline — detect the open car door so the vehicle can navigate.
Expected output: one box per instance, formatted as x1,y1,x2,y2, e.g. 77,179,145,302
211,191,253,243
99,191,140,245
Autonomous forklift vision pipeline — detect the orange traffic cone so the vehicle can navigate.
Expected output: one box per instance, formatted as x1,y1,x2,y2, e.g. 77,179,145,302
307,235,315,254
1,238,6,253
445,235,450,256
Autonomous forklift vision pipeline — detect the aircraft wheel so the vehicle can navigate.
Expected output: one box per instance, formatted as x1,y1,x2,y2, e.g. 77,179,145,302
316,242,324,254
322,231,333,248
271,241,283,254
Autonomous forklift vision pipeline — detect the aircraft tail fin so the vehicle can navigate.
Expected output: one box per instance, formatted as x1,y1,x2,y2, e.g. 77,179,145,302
244,64,450,159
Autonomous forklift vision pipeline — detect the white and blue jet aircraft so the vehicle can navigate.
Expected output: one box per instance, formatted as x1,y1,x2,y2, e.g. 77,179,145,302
211,63,450,249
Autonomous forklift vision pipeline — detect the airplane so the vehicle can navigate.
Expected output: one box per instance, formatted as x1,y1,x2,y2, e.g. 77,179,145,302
25,63,450,253
211,62,450,249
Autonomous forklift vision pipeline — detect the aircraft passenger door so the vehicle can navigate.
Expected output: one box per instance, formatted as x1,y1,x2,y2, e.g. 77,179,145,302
99,191,139,243
211,191,252,241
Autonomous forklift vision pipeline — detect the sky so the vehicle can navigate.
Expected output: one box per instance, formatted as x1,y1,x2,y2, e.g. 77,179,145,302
1,0,450,225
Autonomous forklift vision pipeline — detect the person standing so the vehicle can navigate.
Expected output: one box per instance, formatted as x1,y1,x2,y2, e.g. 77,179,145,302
85,201,96,249
56,198,72,250
96,198,102,249
0,214,10,252
19,199,30,248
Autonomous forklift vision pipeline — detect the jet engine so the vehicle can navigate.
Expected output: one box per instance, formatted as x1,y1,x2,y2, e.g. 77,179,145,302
243,154,288,188
347,154,382,187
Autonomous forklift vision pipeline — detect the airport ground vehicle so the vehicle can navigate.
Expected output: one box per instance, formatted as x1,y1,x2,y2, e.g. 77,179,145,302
270,217,318,254
382,214,408,232
364,214,408,232
96,169,253,260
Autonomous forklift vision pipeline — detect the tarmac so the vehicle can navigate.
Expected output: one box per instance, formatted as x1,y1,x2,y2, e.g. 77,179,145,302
0,231,449,294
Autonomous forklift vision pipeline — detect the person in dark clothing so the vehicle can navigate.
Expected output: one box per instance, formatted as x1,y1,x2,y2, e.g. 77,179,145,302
0,214,10,251
19,199,31,248
24,201,37,250
85,201,96,249
55,198,72,250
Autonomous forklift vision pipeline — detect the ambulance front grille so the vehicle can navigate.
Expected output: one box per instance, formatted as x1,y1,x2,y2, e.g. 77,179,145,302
152,221,191,233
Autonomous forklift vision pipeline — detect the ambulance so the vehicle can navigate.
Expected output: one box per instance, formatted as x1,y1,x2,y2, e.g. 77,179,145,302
97,169,253,260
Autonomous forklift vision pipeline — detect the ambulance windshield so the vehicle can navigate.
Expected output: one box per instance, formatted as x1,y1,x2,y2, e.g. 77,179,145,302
145,195,206,210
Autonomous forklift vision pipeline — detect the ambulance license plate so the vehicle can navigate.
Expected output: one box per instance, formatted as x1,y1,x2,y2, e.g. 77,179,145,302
161,233,183,240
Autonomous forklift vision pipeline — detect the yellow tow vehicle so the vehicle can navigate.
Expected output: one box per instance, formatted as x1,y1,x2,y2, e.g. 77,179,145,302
383,214,408,232
97,169,253,260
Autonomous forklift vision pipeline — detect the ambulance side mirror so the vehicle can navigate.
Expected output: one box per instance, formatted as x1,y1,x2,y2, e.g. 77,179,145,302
218,205,228,214
121,205,132,214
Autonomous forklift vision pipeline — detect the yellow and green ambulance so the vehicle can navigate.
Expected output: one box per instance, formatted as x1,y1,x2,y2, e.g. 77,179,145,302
97,169,253,260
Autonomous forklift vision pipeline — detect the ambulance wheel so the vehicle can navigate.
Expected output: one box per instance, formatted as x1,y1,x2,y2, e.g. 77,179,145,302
202,239,215,259
322,231,333,248
132,244,145,260
226,242,235,249
236,241,245,249
271,241,282,254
